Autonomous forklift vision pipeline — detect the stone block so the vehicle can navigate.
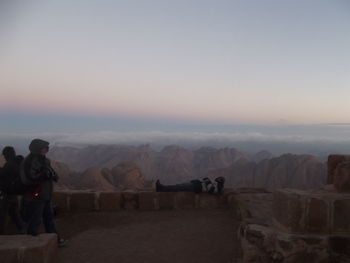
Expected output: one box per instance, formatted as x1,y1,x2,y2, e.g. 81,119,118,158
334,162,350,192
333,198,350,233
158,192,175,209
52,191,70,213
198,193,220,209
175,192,195,209
99,192,122,211
306,198,329,233
70,192,96,212
328,155,350,184
0,234,57,263
122,191,139,210
22,234,57,263
138,192,158,210
329,236,350,257
273,189,306,233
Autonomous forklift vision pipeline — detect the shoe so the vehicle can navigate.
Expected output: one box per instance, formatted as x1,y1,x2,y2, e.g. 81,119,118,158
58,238,67,248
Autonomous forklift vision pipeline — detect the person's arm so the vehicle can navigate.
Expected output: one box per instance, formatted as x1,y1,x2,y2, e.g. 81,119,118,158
27,158,48,183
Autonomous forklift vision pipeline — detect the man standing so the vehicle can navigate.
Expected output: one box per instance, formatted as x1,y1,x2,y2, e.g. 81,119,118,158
0,146,25,234
21,139,65,246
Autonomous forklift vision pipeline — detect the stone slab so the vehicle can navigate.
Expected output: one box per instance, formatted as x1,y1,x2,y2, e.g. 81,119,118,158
328,155,350,184
52,192,69,213
334,161,350,192
122,191,139,210
70,192,96,212
138,192,158,210
306,198,329,234
333,198,350,233
98,192,122,211
198,193,220,209
158,192,175,209
175,192,195,209
0,234,57,263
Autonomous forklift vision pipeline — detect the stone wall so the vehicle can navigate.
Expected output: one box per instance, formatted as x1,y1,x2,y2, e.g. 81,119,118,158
52,190,230,212
237,154,350,262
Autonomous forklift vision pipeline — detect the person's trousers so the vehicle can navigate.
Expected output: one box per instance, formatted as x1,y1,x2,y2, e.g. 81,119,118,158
0,194,25,234
22,199,57,236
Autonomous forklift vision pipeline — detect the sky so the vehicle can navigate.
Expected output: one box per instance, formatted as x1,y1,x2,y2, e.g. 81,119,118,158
0,0,350,152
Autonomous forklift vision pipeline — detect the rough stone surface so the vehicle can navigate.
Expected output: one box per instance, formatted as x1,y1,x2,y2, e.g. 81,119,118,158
334,161,350,192
306,198,329,233
70,192,96,212
333,199,350,233
198,193,220,209
53,192,69,213
158,192,175,209
240,223,330,263
273,190,306,233
328,155,350,184
98,192,122,211
122,191,139,210
175,192,195,209
0,234,57,263
138,192,158,210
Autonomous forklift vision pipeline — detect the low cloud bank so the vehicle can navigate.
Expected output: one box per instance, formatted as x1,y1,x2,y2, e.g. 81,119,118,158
1,127,349,158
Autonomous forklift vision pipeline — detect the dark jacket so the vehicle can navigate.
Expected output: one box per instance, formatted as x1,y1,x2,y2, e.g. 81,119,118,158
23,154,58,201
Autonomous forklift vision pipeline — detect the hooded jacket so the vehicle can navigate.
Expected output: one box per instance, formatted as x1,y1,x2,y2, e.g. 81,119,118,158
23,139,58,201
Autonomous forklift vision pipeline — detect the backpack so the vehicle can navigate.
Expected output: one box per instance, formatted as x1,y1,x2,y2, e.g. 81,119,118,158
0,157,35,195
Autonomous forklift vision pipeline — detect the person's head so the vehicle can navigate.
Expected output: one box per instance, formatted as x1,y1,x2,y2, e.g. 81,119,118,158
2,146,16,161
29,139,50,155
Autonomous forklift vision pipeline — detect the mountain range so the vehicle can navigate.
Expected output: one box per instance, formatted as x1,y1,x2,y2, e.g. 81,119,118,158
48,144,326,190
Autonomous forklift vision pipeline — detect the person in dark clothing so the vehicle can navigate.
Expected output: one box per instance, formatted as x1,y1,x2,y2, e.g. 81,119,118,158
0,146,25,234
156,176,225,195
21,139,66,246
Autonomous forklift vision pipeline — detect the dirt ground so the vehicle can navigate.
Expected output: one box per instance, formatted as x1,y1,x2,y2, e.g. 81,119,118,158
54,209,240,263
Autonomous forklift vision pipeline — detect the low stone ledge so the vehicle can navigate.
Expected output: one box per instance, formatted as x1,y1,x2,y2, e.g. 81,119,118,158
122,191,139,210
53,190,228,212
0,234,57,263
52,192,70,213
273,189,350,235
175,192,195,209
328,155,350,184
69,192,97,212
158,192,175,209
138,192,158,210
98,192,122,211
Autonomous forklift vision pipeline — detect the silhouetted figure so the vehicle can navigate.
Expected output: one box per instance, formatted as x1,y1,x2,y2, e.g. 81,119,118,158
0,146,25,234
21,139,66,246
156,177,225,195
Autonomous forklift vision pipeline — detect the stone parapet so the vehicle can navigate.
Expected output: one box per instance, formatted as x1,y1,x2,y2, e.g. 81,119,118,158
0,234,57,263
239,223,350,262
327,154,350,184
52,190,230,212
273,189,350,235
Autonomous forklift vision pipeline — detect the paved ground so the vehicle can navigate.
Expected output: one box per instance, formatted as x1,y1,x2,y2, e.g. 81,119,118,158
54,209,240,263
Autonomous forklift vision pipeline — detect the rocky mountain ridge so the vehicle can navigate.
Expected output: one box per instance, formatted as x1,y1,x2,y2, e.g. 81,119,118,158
49,145,326,190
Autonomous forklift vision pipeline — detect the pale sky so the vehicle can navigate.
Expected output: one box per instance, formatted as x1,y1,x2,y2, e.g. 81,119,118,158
1,0,350,133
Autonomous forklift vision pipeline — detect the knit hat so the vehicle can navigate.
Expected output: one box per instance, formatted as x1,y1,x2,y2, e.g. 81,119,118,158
29,139,49,154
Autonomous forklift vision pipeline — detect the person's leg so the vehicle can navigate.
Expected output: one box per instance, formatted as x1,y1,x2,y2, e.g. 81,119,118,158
0,194,8,234
22,199,45,236
42,200,57,234
156,180,195,192
7,195,25,234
